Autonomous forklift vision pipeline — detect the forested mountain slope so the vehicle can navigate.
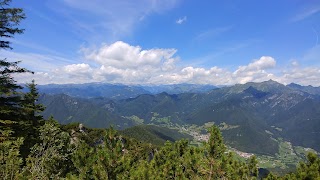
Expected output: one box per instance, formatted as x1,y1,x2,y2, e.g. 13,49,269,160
38,80,320,155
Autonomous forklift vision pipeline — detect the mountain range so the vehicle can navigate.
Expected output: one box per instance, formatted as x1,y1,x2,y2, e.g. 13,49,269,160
37,80,320,156
36,83,217,99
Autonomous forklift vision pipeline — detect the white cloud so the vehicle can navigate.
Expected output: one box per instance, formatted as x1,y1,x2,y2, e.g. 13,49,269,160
84,41,177,69
9,41,320,86
232,56,277,84
176,16,187,24
56,0,180,41
302,45,320,63
14,72,55,85
194,26,233,41
0,50,74,72
291,60,299,67
63,63,92,74
279,63,320,86
291,6,320,22
234,56,276,75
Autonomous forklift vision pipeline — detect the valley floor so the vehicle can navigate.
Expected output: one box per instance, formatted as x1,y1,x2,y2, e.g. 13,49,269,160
147,122,319,175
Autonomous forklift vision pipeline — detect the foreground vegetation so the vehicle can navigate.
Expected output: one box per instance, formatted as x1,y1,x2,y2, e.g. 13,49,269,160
2,117,320,179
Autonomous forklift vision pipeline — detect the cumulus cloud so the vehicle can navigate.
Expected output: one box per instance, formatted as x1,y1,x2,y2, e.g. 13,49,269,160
280,65,320,86
63,63,92,75
10,41,320,86
232,56,277,84
234,56,276,73
176,16,187,24
76,41,179,84
84,41,177,69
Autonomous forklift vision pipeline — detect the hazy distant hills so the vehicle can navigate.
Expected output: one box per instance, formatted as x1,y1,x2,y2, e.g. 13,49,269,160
140,84,217,94
38,80,320,155
37,83,150,100
37,83,217,99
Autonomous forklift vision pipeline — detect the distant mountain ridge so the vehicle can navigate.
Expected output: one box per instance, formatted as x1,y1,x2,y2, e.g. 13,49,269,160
36,83,217,99
287,83,320,95
38,80,320,155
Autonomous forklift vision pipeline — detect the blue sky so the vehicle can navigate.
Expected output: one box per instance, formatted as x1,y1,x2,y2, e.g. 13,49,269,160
3,0,320,85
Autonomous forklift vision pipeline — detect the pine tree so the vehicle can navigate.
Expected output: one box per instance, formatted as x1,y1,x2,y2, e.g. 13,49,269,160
0,0,28,141
23,118,72,179
0,0,25,50
248,155,259,178
0,60,29,141
295,152,320,180
19,80,45,159
207,125,226,159
0,1,28,178
23,80,45,126
201,126,226,179
0,136,23,179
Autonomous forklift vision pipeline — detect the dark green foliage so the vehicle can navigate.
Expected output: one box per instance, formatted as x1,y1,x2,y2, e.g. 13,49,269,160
124,125,259,179
249,156,259,177
0,135,23,179
10,117,309,179
0,1,35,170
23,118,73,179
0,1,38,179
0,60,29,141
206,126,226,159
0,0,30,142
61,122,105,146
120,124,192,146
295,152,320,180
69,126,152,179
19,80,45,159
2,117,318,179
0,0,25,49
22,80,45,124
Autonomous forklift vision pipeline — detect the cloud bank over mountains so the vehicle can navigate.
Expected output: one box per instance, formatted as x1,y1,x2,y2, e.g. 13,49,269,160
8,41,320,86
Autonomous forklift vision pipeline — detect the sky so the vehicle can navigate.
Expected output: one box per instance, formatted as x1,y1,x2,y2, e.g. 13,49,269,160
2,0,320,86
